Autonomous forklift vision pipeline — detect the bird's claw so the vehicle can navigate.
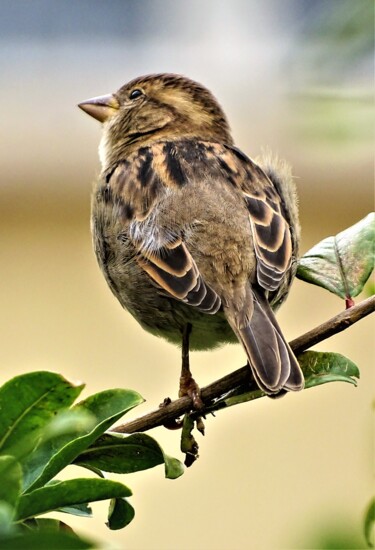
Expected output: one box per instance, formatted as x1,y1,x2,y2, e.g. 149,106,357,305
179,373,204,410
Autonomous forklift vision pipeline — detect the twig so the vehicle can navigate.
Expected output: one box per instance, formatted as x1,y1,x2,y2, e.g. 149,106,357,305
112,295,375,435
289,295,375,354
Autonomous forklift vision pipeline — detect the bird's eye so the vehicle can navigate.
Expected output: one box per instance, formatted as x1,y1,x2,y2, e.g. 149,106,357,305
129,89,143,100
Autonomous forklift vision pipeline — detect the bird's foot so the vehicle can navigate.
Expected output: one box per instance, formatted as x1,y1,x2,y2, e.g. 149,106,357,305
179,371,205,437
179,371,204,411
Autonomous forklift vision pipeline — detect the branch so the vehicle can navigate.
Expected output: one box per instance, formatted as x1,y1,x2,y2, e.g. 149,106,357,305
288,294,375,354
112,295,375,435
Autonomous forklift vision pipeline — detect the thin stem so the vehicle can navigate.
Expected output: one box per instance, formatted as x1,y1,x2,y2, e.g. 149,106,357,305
289,294,375,354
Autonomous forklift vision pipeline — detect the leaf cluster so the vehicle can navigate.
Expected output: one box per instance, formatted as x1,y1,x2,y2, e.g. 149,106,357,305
0,373,183,548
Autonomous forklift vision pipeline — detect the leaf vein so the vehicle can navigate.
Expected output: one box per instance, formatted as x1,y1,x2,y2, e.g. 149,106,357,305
0,388,55,451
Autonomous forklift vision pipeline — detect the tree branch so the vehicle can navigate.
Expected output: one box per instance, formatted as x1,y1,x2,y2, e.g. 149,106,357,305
289,294,375,354
112,295,375,435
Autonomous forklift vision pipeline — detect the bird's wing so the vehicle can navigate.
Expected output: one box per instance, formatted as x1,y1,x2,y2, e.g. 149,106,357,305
102,142,221,314
221,145,293,292
213,145,303,393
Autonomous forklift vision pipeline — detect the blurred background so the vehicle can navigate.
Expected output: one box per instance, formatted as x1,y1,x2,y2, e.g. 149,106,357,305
0,0,373,548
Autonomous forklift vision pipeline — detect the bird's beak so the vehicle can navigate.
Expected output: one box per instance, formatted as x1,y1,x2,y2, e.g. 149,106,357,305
78,94,120,123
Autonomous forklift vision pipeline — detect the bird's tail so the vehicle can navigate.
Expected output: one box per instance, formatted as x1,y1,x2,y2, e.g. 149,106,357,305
226,288,304,395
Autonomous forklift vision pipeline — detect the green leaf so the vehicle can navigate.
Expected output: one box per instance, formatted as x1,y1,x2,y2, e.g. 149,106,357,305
74,463,105,478
22,517,77,532
297,213,375,300
107,497,135,530
0,461,24,537
0,530,94,549
180,415,199,467
0,372,84,456
0,502,16,535
58,502,92,518
24,388,144,492
163,452,185,479
75,432,183,480
218,387,265,408
364,498,375,548
43,410,95,440
0,456,22,510
297,351,360,388
21,410,95,492
16,478,132,521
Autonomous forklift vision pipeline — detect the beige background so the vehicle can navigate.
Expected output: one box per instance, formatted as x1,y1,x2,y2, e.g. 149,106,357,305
0,1,373,548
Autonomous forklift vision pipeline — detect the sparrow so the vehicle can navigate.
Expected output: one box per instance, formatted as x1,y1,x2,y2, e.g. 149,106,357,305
78,73,304,404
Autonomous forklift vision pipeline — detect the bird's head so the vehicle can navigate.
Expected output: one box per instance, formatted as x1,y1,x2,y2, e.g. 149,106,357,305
78,73,233,168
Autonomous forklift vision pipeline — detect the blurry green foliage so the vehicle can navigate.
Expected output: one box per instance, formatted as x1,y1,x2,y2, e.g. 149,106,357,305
289,0,374,145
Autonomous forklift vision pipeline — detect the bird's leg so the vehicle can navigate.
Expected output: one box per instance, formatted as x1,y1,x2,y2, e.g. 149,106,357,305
178,323,205,464
160,325,203,432
179,323,204,410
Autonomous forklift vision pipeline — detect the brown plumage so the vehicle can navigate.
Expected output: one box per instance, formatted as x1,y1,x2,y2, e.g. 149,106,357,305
78,73,304,397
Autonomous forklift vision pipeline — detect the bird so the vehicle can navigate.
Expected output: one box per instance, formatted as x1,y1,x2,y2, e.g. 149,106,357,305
78,73,304,405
